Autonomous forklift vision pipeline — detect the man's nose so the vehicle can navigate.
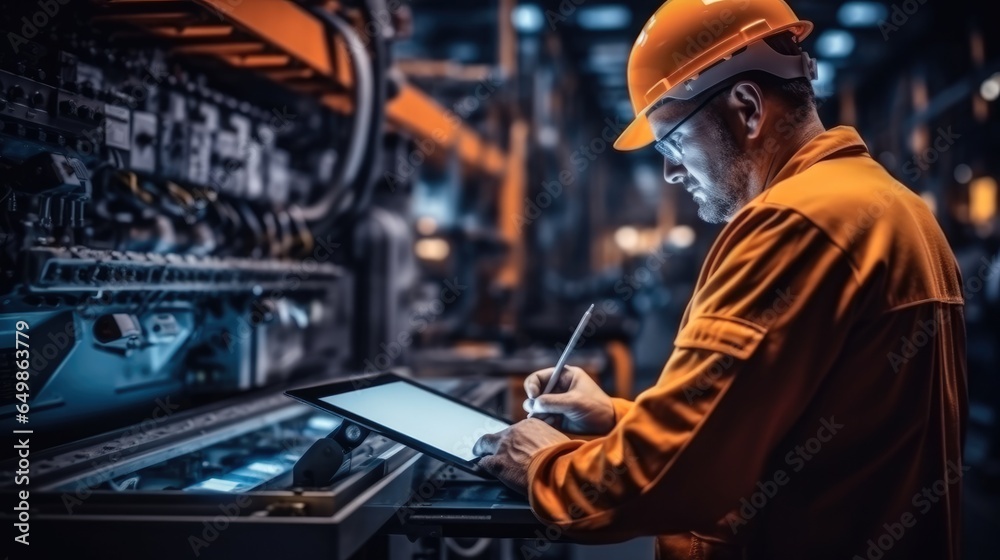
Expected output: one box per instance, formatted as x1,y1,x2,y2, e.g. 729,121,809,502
664,158,686,184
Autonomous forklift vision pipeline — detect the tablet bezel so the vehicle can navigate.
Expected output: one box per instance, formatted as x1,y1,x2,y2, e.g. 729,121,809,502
285,372,511,477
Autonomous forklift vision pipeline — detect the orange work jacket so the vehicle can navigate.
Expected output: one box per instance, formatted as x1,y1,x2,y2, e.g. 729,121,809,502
527,126,967,560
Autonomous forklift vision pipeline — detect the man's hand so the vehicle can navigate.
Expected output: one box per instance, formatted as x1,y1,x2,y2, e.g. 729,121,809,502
473,418,570,495
524,365,616,435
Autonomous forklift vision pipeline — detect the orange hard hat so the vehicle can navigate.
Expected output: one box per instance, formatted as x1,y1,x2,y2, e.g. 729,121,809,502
614,0,815,151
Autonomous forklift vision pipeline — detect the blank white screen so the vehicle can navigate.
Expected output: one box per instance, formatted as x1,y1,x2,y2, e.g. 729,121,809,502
320,381,509,461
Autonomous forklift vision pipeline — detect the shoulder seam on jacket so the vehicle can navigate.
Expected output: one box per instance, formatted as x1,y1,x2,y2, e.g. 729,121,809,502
749,202,864,286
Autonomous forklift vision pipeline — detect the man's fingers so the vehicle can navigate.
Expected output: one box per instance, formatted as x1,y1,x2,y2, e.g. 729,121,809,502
525,366,582,399
524,368,555,399
540,414,560,428
473,432,501,457
530,393,575,414
476,454,501,475
524,377,540,399
555,366,579,392
523,398,562,413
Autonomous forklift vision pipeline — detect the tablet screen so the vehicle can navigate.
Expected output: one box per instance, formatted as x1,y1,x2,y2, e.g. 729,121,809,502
319,380,510,462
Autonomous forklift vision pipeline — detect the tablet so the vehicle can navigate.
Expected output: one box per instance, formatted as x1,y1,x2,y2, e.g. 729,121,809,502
285,372,511,477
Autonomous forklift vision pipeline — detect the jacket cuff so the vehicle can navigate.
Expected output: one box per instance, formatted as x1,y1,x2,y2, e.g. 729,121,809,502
526,440,584,514
610,397,635,424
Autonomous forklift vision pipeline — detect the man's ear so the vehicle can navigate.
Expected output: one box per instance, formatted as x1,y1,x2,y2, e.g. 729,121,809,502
725,81,765,141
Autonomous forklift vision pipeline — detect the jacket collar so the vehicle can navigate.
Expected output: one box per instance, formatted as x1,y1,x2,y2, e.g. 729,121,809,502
766,125,871,188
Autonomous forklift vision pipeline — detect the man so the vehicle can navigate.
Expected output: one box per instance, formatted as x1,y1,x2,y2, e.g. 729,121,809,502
473,1,967,558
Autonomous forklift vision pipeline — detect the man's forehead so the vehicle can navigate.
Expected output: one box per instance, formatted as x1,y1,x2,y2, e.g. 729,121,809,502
646,99,690,133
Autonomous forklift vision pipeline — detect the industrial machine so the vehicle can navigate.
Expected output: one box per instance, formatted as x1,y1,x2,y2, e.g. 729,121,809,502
0,1,550,558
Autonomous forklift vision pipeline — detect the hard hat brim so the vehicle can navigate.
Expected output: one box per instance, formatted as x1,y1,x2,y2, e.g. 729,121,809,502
613,20,814,152
613,113,656,152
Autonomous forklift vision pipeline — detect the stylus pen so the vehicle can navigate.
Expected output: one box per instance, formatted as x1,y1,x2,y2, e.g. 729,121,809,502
528,303,595,418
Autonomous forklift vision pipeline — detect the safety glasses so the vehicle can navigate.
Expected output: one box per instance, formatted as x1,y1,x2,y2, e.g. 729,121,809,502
649,87,728,165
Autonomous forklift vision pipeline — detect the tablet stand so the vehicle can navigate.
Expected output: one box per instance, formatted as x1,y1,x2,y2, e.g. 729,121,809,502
292,418,370,487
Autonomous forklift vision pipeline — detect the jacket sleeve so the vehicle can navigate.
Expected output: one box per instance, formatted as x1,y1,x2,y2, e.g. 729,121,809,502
610,397,635,424
527,204,863,540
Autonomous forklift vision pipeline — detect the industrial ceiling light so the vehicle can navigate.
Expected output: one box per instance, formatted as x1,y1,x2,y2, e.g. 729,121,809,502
511,4,544,33
414,238,451,261
837,2,889,28
415,217,438,236
668,225,696,249
954,164,973,184
979,72,1000,102
816,29,856,58
969,177,998,228
614,226,639,252
577,6,632,31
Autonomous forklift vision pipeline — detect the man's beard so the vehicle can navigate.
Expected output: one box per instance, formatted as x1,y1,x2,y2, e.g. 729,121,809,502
689,120,757,224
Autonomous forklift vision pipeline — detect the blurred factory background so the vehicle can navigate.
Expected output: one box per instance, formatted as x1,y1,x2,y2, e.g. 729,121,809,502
0,0,997,558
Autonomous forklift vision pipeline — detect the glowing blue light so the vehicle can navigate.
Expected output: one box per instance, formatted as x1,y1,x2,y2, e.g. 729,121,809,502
816,29,856,58
189,478,240,492
815,61,836,83
587,42,630,71
246,462,285,476
449,42,479,61
511,4,544,33
307,415,340,432
838,2,889,28
577,6,632,30
812,61,837,97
